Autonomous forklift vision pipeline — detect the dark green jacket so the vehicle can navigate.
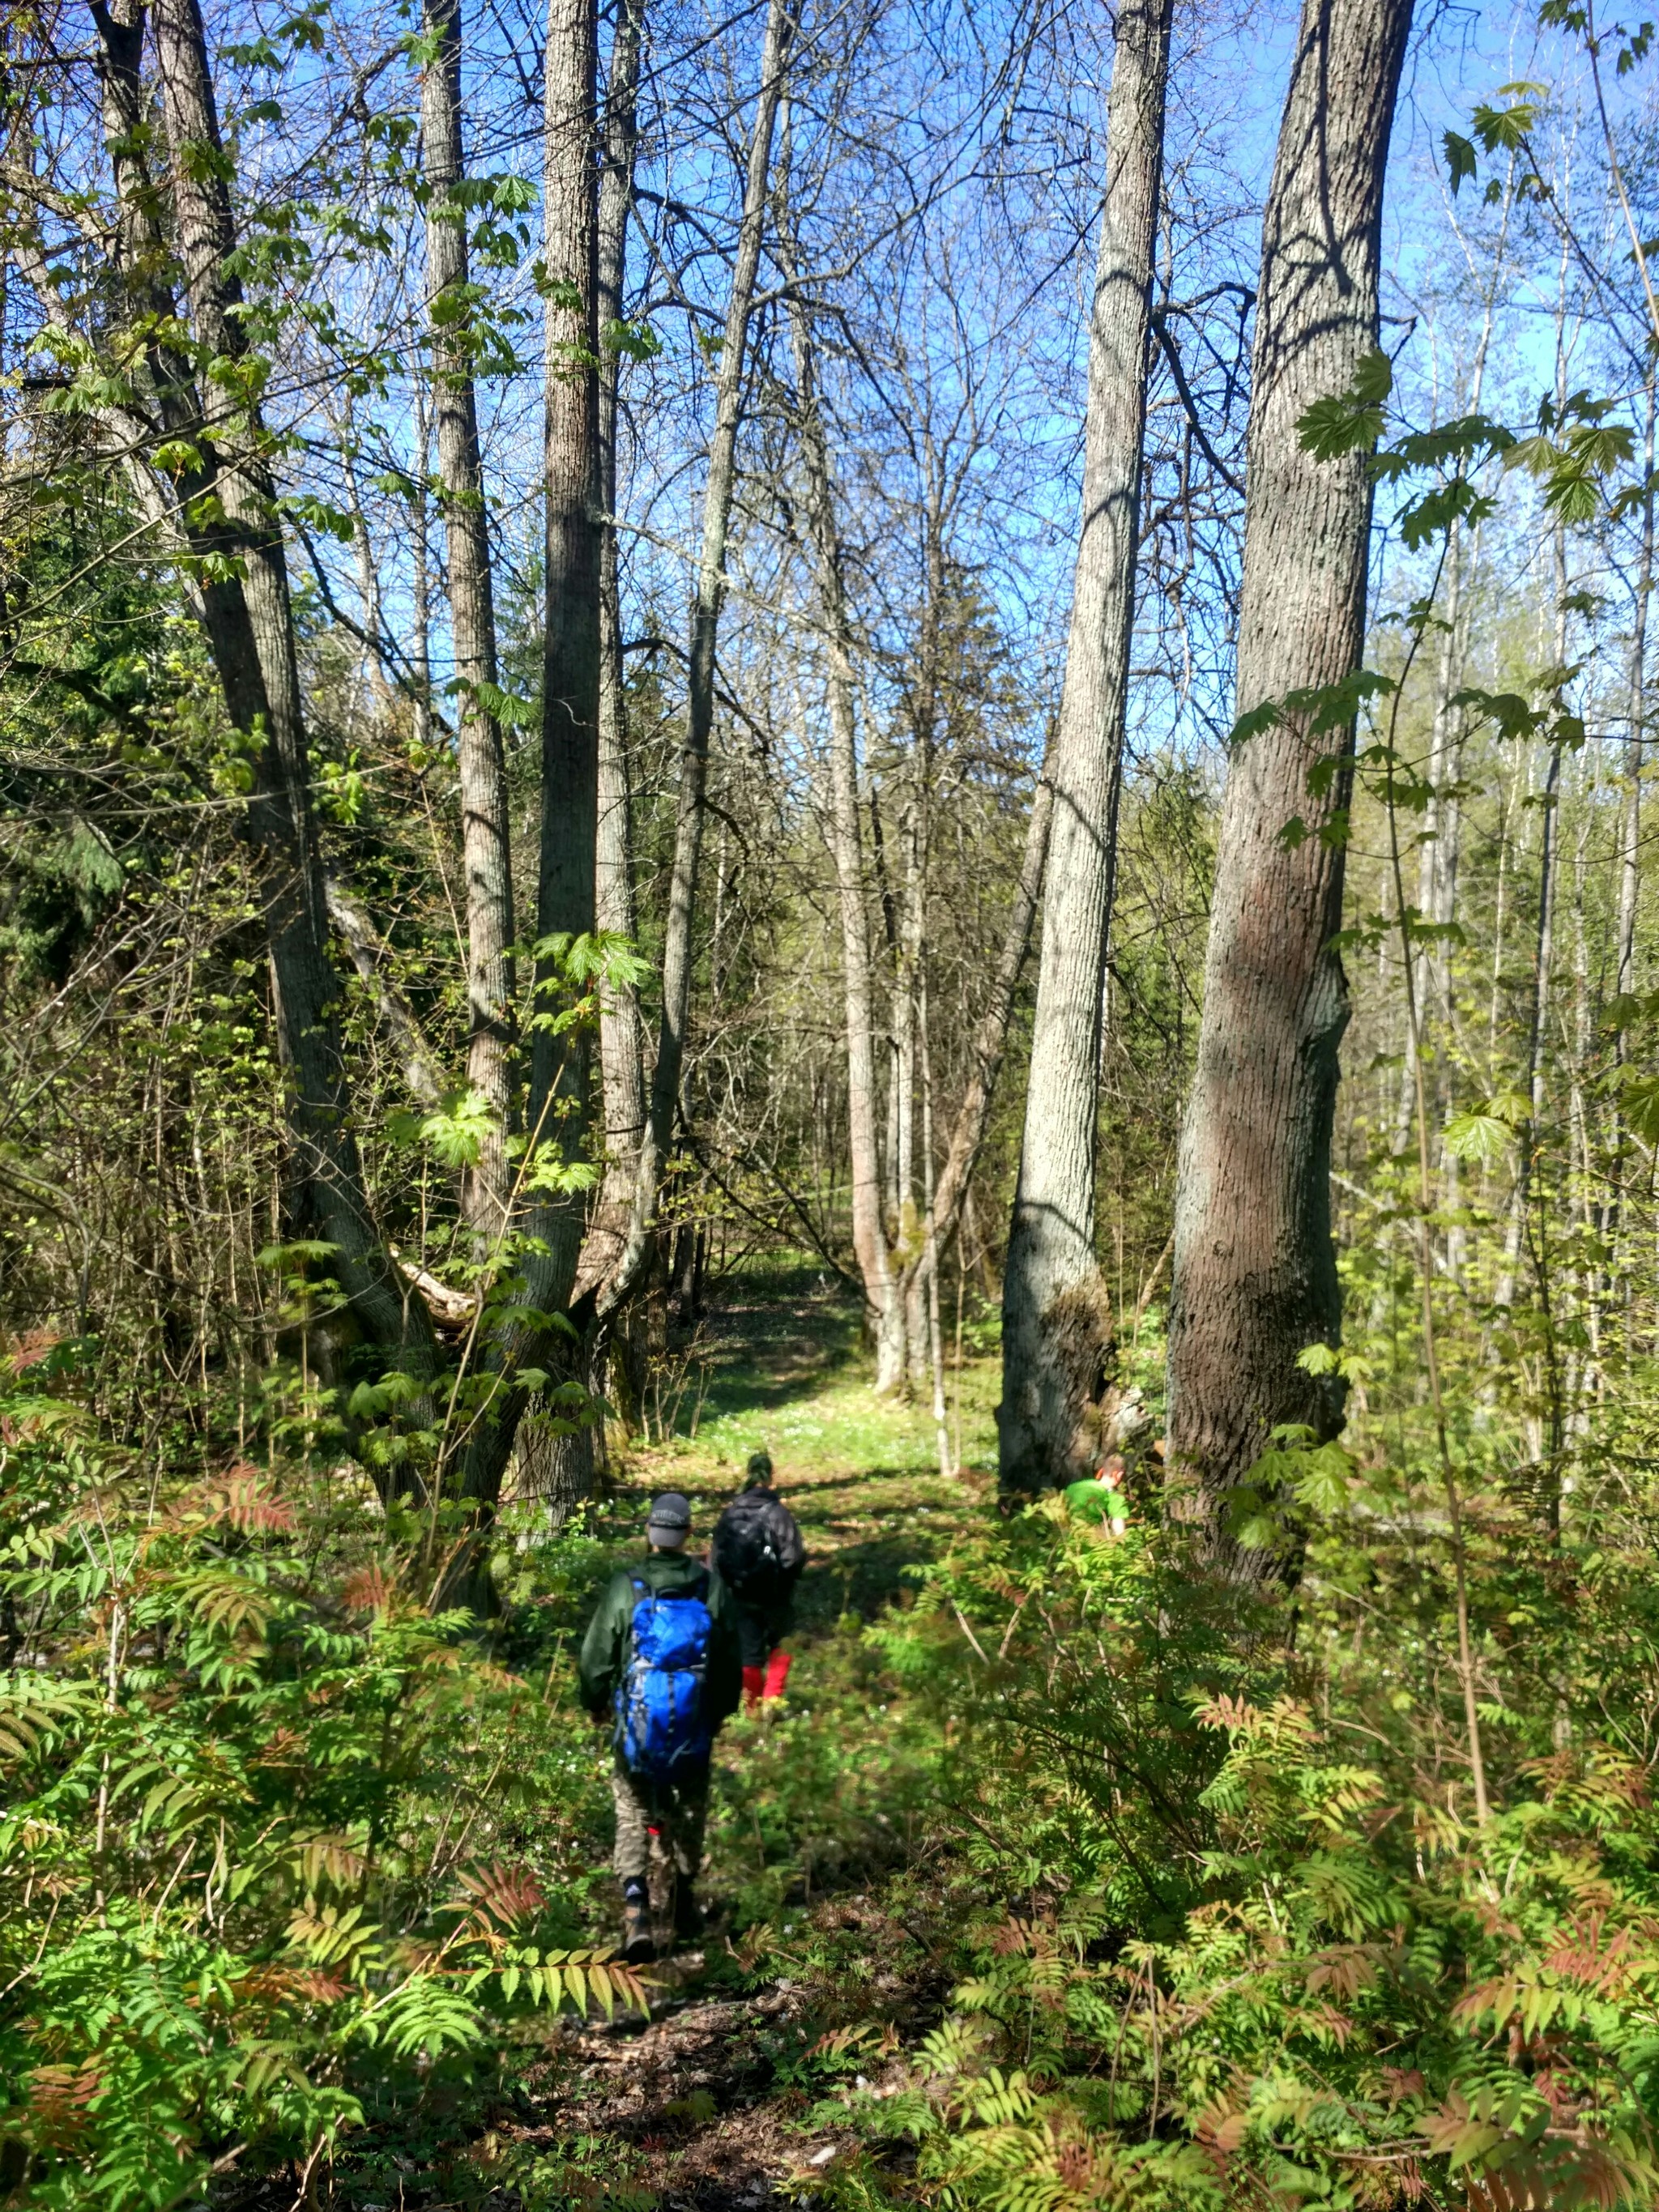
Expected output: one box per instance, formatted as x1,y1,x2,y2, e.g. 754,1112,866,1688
578,1550,743,1732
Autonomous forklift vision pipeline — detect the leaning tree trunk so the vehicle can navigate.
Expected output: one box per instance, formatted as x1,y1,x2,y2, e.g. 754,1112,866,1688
998,0,1171,1493
1166,0,1414,1555
421,0,517,1237
599,0,795,1319
147,0,434,1387
899,769,1053,1306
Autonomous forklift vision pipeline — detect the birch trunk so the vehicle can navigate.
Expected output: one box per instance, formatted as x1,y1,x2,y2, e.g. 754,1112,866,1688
421,0,517,1235
599,0,795,1318
999,0,1171,1491
1167,0,1414,1545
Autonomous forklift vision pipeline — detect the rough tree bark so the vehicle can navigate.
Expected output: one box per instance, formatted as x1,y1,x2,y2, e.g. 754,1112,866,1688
527,0,603,1300
586,0,647,1290
999,0,1172,1492
139,0,434,1384
437,0,602,1566
599,0,795,1319
570,0,655,1417
1166,0,1414,1550
512,0,604,1516
421,0,517,1234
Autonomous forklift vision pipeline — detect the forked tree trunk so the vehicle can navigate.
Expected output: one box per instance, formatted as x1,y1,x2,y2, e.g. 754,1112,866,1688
999,0,1171,1492
599,0,795,1319
1167,0,1414,1551
144,0,434,1387
421,0,517,1235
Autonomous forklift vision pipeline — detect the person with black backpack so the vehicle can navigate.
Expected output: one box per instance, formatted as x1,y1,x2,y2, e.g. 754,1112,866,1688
711,1451,806,1706
578,1491,741,1962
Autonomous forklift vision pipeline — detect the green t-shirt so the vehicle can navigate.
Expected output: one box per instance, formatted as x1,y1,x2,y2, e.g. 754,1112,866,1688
1062,1477,1124,1520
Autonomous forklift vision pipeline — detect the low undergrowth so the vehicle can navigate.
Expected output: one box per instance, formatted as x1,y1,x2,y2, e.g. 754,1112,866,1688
11,1268,1659,2212
0,1292,959,2210
794,1432,1659,2212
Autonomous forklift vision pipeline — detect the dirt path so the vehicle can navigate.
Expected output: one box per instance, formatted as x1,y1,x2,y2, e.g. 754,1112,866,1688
485,1266,995,2210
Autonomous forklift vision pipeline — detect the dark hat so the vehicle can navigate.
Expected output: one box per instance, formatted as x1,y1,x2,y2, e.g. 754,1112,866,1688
744,1449,774,1486
646,1491,693,1546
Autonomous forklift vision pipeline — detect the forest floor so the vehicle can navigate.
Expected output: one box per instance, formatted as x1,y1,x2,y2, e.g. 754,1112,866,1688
382,1263,1002,2212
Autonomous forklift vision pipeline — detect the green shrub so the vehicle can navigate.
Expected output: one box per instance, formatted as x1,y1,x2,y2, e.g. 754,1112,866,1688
0,1344,641,2210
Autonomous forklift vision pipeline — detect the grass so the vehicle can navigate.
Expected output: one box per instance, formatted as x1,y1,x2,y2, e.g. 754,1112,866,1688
622,1259,1002,1635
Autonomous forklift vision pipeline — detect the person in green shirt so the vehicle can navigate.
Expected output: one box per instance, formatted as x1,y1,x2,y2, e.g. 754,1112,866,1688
578,1492,742,1960
1061,1456,1128,1534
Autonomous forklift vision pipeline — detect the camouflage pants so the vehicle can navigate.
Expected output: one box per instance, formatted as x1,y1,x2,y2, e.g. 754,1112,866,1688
610,1762,710,1883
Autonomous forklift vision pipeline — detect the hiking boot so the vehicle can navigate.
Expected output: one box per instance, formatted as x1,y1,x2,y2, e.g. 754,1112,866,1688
672,1881,706,1944
621,1894,655,1964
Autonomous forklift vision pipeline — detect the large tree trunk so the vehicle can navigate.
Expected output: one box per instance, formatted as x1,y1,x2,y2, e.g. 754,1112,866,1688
599,0,795,1319
999,0,1171,1492
141,0,434,1387
1166,0,1414,1550
518,0,604,1519
527,0,603,1302
577,0,652,1417
421,0,517,1237
587,0,647,1283
436,0,602,1572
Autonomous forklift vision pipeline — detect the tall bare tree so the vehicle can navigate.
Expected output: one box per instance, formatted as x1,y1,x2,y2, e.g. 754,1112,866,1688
781,168,904,1387
420,0,517,1234
1167,0,1415,1546
442,0,601,1555
999,0,1173,1492
600,0,795,1318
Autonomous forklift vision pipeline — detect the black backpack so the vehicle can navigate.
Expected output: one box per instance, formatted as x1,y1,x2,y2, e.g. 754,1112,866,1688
712,1487,804,1598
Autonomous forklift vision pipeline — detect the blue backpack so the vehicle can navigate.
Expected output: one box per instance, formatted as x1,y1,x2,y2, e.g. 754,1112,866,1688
614,1572,714,1778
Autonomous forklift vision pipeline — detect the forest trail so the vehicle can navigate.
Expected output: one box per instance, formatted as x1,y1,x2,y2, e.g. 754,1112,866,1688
484,1264,999,2212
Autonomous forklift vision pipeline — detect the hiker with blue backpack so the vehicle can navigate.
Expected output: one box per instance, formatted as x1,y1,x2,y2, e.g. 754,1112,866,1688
578,1490,741,1962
